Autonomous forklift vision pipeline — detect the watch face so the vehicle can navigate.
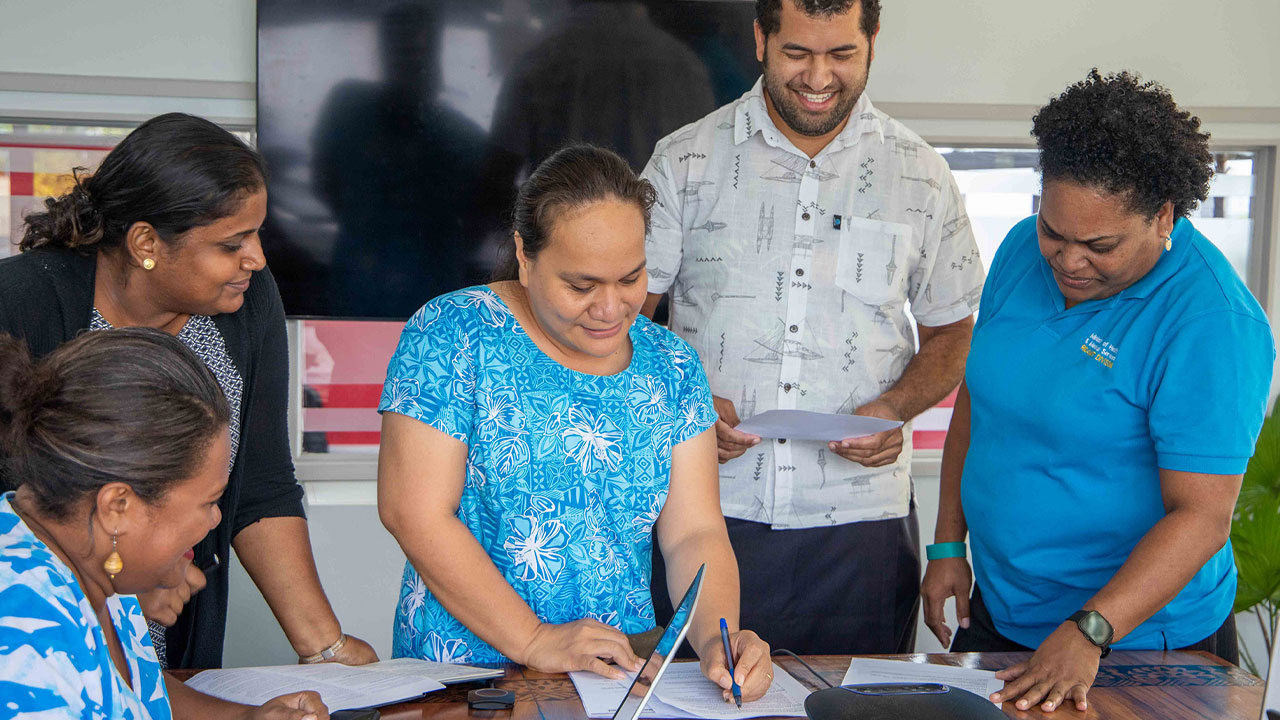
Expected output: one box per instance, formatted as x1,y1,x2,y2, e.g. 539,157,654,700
1078,611,1115,646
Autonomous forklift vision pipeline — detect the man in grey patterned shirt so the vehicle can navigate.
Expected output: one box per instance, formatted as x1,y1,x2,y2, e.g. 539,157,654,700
641,0,984,654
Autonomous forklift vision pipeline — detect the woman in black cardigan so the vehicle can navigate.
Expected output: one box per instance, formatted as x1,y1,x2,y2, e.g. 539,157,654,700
0,113,377,670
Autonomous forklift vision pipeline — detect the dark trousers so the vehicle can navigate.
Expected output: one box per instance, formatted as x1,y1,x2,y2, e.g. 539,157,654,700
951,583,1239,664
652,506,921,656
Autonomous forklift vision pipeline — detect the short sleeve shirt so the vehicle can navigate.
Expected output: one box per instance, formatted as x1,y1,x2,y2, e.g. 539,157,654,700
379,287,716,664
962,216,1275,650
642,79,984,528
0,494,171,719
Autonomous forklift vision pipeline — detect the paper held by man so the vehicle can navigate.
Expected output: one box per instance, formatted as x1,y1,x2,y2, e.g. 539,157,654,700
734,409,902,442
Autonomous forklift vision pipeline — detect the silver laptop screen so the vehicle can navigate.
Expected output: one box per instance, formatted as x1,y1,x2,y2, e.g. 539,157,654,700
612,565,705,720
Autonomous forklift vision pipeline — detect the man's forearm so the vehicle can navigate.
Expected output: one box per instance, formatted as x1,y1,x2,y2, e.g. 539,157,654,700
878,316,973,421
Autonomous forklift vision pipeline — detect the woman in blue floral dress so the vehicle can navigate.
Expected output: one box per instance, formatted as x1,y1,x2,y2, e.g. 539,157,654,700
379,145,773,701
0,328,327,719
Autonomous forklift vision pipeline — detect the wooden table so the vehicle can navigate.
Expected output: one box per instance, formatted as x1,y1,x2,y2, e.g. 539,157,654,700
179,651,1266,720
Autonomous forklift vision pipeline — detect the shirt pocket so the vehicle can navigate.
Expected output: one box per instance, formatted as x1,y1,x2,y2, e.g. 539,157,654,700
835,217,912,306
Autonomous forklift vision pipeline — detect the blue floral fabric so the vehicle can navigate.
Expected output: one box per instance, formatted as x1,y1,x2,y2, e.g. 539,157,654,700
0,493,171,719
380,287,717,663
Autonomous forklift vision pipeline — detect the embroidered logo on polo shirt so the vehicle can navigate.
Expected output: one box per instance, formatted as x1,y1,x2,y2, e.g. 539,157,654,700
1081,333,1118,369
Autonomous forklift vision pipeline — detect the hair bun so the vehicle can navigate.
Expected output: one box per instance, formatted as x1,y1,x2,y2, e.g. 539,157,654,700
64,174,106,248
19,169,105,251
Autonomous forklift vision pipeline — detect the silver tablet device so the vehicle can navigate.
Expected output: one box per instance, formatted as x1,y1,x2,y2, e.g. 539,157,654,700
612,564,706,720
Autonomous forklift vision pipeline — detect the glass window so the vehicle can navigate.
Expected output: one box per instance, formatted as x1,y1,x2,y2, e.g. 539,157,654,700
0,123,121,258
938,147,1261,285
1195,152,1256,282
1,122,254,260
299,319,403,454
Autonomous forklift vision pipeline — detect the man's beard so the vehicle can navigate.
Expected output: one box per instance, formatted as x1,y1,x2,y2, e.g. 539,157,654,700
762,56,869,137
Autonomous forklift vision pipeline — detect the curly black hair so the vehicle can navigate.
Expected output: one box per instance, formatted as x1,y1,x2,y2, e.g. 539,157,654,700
1032,69,1213,219
756,0,880,40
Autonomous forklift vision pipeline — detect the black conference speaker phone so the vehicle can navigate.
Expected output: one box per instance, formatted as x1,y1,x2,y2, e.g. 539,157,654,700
805,683,1007,720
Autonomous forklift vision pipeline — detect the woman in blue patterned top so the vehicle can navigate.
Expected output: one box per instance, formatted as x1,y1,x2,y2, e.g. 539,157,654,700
379,145,773,701
0,328,327,719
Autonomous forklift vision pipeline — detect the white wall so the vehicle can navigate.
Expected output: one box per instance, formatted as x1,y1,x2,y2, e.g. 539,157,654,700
870,0,1280,109
0,1,256,83
224,503,403,667
4,0,1277,110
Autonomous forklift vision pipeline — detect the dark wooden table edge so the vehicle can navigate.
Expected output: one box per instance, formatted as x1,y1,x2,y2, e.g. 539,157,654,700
171,650,1266,720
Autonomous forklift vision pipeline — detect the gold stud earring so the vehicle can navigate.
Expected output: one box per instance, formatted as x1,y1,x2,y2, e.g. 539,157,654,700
103,533,123,579
142,258,156,270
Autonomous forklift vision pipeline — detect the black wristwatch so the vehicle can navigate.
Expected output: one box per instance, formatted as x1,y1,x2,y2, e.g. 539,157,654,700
1067,610,1114,658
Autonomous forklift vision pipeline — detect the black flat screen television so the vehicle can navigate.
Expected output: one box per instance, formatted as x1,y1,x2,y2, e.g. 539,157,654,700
257,0,760,319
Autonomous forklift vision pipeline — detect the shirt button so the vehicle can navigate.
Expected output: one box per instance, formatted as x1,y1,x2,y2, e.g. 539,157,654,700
795,268,805,277
778,438,788,444
783,383,792,392
809,160,816,168
789,324,799,333
802,212,811,221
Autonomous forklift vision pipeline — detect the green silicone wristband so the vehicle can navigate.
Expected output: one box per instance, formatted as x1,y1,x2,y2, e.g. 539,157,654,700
926,542,966,560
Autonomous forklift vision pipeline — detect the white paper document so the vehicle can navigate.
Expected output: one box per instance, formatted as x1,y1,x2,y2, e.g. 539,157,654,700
570,661,809,719
733,410,902,442
841,658,1002,705
358,657,503,684
184,660,448,711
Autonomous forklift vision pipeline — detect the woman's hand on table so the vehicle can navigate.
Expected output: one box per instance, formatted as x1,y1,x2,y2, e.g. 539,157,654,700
328,634,379,665
920,557,972,648
521,619,643,679
992,622,1100,713
246,690,328,720
695,629,772,703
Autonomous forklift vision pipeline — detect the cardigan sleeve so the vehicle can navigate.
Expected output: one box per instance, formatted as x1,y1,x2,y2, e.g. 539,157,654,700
231,267,305,536
0,249,90,358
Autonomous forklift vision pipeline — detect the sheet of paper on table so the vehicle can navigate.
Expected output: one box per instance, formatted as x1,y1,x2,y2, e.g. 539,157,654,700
841,658,1003,705
570,661,809,719
734,410,902,442
184,659,456,710
355,657,503,684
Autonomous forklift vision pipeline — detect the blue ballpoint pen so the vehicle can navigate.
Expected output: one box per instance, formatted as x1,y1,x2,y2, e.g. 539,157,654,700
720,618,742,708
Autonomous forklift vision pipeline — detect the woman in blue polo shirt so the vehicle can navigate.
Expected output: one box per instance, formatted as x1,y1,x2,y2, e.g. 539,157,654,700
921,70,1275,714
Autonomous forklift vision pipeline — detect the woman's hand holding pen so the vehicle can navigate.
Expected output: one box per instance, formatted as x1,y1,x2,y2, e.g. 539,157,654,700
696,628,772,703
520,619,643,680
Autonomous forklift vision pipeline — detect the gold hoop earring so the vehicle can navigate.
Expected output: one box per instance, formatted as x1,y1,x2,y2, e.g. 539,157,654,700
142,258,156,271
103,533,123,579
